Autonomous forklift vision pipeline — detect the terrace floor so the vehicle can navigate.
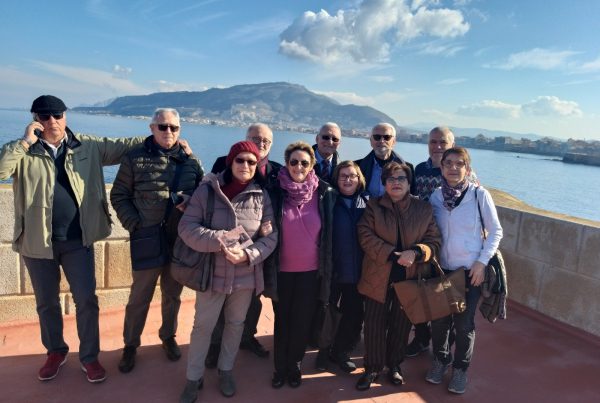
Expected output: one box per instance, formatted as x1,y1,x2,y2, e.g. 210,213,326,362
1,297,599,403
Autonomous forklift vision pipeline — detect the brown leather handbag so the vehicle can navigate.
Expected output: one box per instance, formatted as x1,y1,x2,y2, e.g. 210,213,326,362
393,259,466,324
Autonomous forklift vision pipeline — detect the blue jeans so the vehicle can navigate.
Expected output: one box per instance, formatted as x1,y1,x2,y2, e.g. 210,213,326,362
430,270,481,371
24,239,99,363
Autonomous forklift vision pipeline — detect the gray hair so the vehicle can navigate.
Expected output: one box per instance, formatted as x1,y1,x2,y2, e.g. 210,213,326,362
246,123,272,136
372,122,396,137
151,108,180,124
319,122,341,134
429,126,455,143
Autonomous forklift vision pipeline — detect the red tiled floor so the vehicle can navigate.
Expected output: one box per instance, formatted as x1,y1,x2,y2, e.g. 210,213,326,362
1,297,599,402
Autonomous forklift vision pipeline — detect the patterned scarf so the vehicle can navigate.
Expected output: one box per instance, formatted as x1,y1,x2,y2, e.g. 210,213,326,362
277,167,319,206
441,177,469,211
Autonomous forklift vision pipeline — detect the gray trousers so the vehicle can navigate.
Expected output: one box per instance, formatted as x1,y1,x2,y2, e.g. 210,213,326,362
186,288,253,381
123,263,183,347
24,240,99,363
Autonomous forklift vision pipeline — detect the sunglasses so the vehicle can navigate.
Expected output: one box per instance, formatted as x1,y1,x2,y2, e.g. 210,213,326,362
37,113,64,121
289,159,311,168
157,124,180,132
234,157,257,166
321,135,340,143
372,134,394,142
385,175,408,184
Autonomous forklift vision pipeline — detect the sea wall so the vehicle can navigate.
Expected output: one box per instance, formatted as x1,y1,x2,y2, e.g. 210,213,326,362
0,185,599,337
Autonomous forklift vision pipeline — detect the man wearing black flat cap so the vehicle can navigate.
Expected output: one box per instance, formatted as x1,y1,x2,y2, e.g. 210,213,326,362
0,95,145,384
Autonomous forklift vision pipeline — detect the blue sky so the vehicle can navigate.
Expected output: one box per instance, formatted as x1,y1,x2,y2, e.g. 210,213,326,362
2,0,600,140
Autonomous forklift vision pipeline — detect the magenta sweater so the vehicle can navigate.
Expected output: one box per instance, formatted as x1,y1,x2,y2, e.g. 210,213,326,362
279,192,321,272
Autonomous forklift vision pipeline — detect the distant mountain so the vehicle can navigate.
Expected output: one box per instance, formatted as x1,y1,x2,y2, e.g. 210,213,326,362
404,123,546,141
74,82,396,131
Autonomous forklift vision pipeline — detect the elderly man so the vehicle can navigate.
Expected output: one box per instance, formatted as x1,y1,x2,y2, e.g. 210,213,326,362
211,123,281,185
110,108,204,373
205,123,282,367
0,95,145,383
312,122,341,182
355,123,414,197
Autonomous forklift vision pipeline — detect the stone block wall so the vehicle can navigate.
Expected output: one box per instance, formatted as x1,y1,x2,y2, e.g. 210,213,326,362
0,185,599,338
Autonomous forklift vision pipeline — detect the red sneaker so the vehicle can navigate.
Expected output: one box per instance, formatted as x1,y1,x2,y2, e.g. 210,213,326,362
81,360,107,383
38,352,68,381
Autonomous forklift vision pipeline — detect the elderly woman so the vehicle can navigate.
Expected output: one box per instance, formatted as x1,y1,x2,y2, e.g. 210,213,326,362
178,141,278,402
356,161,440,391
427,147,502,394
264,141,336,389
315,161,368,373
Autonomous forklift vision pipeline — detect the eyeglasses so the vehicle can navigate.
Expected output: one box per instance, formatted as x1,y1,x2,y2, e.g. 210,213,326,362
321,135,340,143
156,124,180,132
339,174,359,181
37,113,64,121
372,134,394,142
289,159,311,168
234,157,257,166
249,136,272,146
442,160,466,169
385,176,408,184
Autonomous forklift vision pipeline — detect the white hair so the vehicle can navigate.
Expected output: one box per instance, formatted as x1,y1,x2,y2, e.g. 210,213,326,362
151,108,180,123
372,122,396,137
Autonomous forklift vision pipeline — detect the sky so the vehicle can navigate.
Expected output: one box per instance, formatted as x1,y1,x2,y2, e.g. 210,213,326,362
2,0,600,140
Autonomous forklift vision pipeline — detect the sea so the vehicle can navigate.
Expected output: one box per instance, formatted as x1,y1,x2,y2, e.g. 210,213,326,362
1,109,599,223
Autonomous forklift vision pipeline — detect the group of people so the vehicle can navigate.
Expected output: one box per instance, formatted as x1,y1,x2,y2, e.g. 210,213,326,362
0,95,502,401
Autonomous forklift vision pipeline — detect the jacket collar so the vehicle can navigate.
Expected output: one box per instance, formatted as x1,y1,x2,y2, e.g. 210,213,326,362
143,135,186,162
29,127,80,157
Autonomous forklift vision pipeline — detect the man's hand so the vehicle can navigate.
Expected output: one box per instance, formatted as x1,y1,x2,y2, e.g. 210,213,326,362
222,246,249,264
178,139,193,155
22,121,42,147
175,193,191,212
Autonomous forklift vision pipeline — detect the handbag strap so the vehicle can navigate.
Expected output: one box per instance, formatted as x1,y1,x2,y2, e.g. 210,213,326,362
205,186,215,227
474,187,487,240
162,158,186,224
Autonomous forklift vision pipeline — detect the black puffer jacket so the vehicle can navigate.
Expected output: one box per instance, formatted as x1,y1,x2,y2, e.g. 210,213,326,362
110,136,204,243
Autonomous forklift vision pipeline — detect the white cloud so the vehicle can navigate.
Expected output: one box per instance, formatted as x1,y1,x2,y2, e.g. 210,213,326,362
437,77,467,85
578,56,600,73
522,96,582,117
369,75,395,83
486,48,579,70
457,100,521,118
155,80,209,92
313,90,375,106
226,17,290,44
279,0,469,65
457,95,583,118
417,41,465,56
113,64,132,78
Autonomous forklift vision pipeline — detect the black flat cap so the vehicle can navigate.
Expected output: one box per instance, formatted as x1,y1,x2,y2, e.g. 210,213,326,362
30,95,68,114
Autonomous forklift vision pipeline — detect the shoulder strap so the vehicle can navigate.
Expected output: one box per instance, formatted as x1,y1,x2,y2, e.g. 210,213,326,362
474,186,487,239
163,159,185,223
205,186,215,226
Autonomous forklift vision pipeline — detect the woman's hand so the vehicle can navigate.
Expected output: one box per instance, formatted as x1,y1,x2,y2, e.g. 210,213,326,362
468,261,486,286
259,220,273,237
394,249,416,267
222,246,249,264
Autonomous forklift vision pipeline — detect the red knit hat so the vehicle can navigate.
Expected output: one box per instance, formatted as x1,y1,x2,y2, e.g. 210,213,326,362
226,141,261,167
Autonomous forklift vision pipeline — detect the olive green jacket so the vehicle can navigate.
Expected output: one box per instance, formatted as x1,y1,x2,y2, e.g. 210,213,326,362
0,128,144,259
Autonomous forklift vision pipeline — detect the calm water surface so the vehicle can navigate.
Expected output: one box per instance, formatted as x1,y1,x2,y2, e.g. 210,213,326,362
1,109,599,222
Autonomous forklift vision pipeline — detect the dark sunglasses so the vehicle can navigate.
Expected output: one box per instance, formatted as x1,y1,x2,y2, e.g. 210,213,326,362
289,159,311,168
157,124,180,132
37,113,64,121
372,134,394,141
321,135,340,143
234,157,257,166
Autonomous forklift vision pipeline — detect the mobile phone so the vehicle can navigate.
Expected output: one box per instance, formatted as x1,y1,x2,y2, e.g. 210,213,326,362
34,129,43,137
171,192,184,205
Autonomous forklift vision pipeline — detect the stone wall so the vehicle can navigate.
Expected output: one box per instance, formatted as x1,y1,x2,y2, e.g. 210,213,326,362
0,185,599,337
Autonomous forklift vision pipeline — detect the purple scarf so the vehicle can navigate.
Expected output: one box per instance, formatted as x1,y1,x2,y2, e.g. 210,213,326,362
277,168,319,206
441,177,469,211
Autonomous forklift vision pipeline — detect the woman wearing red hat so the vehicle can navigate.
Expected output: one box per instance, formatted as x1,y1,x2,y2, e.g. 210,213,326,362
178,141,278,401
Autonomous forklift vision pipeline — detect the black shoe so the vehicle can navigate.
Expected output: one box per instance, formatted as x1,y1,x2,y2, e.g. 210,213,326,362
330,350,357,373
315,349,329,371
287,367,302,388
356,371,379,391
205,344,220,369
240,337,269,358
163,337,182,361
271,372,286,389
405,338,429,358
118,346,136,373
388,365,405,385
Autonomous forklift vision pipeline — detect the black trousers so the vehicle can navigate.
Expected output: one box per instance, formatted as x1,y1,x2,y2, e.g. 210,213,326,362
330,283,364,355
363,285,412,372
273,270,319,375
210,292,262,345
